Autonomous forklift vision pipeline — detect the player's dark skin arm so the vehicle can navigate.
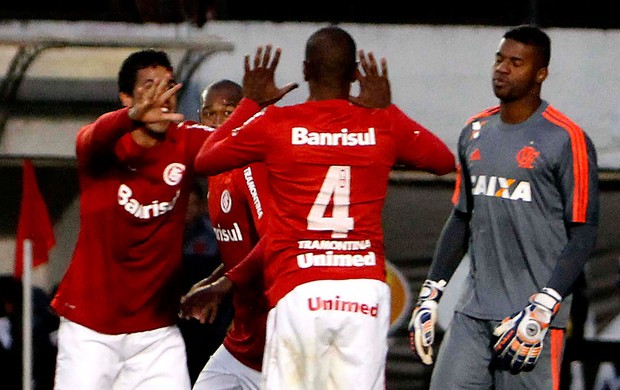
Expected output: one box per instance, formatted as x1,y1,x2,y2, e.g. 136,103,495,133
179,236,265,324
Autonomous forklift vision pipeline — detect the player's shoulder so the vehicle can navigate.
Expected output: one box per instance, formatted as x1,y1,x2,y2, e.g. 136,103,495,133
540,104,585,135
465,105,500,126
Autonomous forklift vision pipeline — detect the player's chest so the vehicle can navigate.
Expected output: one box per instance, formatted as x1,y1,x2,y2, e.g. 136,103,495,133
463,127,558,179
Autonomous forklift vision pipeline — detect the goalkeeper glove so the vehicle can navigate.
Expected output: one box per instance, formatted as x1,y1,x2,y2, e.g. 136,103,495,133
492,287,561,374
408,279,447,365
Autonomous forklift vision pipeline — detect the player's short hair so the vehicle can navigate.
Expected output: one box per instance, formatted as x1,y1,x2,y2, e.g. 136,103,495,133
200,79,242,107
117,49,173,95
503,25,551,68
305,25,357,83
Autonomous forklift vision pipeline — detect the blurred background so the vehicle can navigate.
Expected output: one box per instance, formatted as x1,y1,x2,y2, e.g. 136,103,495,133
0,1,618,389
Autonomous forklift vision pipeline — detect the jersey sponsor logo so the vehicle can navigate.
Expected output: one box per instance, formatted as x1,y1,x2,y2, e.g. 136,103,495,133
307,295,378,317
470,120,486,139
243,167,263,219
291,127,376,146
117,184,180,219
470,148,481,161
516,145,540,169
220,190,232,213
297,239,372,251
296,250,376,269
213,222,244,242
162,163,185,186
471,175,532,202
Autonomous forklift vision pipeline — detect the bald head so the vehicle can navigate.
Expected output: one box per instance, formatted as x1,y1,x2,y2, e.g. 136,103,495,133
200,79,242,127
304,26,357,86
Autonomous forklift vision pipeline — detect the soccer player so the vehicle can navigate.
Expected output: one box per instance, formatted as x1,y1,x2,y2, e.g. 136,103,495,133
186,79,272,390
193,26,456,390
50,48,295,390
408,25,599,389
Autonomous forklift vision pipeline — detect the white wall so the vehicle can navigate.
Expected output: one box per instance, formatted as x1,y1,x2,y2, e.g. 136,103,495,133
2,22,618,166
188,22,620,168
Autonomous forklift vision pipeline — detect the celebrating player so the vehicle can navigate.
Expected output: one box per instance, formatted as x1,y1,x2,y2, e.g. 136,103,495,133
50,48,295,390
184,79,272,390
408,25,599,389
194,26,455,390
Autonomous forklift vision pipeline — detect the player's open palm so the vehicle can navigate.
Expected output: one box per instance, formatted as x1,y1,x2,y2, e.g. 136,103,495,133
128,79,184,128
350,49,391,109
243,45,298,108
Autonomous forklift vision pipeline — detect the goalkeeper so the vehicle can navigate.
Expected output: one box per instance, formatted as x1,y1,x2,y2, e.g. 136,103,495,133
407,25,599,389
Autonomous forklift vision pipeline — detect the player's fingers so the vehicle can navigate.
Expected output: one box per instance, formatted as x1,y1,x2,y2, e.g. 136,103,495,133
253,46,263,69
280,82,299,95
141,80,157,103
159,82,183,103
358,50,370,75
366,52,378,75
244,53,251,73
492,319,511,336
414,330,433,365
261,44,272,68
161,112,185,122
153,78,171,99
205,306,219,324
269,47,282,70
380,57,388,77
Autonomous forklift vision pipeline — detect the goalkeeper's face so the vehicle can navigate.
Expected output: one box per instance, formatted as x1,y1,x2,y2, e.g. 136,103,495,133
492,38,547,103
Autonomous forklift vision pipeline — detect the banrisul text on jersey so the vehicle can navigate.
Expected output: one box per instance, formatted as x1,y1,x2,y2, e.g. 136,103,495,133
291,127,376,146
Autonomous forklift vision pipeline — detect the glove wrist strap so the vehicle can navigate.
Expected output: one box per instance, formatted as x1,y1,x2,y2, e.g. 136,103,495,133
417,279,447,304
531,287,561,313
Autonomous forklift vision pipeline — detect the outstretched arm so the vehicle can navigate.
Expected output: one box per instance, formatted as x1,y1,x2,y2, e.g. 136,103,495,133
195,45,298,175
77,79,184,162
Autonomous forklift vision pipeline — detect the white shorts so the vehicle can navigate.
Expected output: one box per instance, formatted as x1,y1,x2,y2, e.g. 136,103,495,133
262,279,390,390
193,344,262,390
54,317,190,390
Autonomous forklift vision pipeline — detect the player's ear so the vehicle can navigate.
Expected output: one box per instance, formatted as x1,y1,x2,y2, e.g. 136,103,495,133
119,92,133,108
535,67,548,84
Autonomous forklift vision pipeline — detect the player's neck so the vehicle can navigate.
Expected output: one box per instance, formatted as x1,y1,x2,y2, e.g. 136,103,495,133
131,127,166,147
499,96,542,125
307,82,350,102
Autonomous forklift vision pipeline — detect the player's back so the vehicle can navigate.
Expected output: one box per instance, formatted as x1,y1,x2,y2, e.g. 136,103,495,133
243,99,454,305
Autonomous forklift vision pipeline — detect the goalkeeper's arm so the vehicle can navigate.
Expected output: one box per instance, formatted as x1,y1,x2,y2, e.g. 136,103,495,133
407,208,470,364
545,222,597,298
427,208,470,282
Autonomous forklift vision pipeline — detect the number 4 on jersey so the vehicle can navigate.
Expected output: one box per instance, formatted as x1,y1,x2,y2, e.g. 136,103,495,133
307,165,354,238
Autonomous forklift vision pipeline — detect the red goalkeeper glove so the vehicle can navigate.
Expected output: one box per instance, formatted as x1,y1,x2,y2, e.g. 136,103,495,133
492,287,561,374
408,279,446,365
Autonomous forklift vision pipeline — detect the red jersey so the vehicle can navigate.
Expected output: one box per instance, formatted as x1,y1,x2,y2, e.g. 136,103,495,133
207,163,270,371
196,99,455,307
51,102,260,335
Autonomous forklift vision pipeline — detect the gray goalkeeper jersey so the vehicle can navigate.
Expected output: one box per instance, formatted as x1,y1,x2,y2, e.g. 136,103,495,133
452,101,599,327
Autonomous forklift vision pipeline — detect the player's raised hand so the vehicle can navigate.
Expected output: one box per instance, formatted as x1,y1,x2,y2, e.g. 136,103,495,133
128,78,184,129
408,279,446,365
179,276,234,324
350,50,391,109
243,45,299,108
492,287,561,374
